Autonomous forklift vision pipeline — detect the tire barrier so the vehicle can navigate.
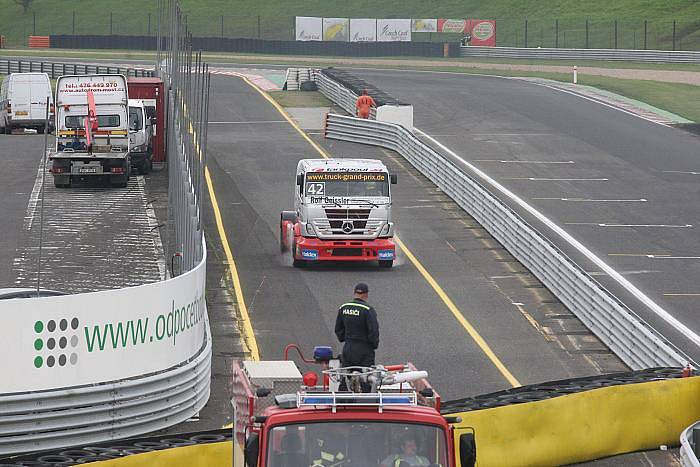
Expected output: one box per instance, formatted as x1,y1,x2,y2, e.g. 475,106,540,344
320,68,405,107
449,375,700,466
49,35,461,58
0,429,231,466
441,367,685,413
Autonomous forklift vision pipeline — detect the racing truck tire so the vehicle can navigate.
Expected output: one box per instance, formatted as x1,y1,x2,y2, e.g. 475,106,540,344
291,244,305,268
280,211,296,253
110,175,128,188
378,260,394,268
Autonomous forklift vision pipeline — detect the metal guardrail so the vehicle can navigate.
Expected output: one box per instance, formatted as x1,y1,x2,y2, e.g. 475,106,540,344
323,112,690,369
681,421,700,467
0,58,153,78
459,45,700,63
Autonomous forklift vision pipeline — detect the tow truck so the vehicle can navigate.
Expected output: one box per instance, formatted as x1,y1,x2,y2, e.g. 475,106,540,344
232,346,476,467
50,74,131,188
280,159,397,268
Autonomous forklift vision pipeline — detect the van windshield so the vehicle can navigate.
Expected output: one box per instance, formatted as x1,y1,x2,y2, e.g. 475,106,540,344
305,172,389,198
65,115,121,129
267,422,447,467
128,107,143,131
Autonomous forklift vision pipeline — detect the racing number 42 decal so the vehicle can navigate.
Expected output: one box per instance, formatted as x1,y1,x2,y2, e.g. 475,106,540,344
306,182,325,195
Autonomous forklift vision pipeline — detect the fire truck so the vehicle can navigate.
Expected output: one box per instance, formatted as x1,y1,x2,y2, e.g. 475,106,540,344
232,346,476,467
280,159,397,268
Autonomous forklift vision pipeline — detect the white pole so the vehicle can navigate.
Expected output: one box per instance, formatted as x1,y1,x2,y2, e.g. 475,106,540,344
573,65,578,84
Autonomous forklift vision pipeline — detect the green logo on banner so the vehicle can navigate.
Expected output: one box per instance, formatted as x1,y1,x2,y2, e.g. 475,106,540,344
33,317,80,369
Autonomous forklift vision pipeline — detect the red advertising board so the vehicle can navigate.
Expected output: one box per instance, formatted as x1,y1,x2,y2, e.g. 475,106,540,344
468,19,496,46
437,19,467,34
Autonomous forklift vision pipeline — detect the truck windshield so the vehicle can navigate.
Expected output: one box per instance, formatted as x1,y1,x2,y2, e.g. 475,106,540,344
128,107,143,131
267,422,447,467
65,115,121,128
305,172,389,198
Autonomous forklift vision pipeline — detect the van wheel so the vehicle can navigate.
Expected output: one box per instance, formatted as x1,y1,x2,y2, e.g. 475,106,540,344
378,260,393,268
4,125,11,135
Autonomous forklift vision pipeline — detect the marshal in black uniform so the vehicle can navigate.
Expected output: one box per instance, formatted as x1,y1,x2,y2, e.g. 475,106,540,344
334,283,379,367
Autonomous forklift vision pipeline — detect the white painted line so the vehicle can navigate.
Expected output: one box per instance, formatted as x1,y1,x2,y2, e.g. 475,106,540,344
469,133,555,136
610,254,700,260
503,177,608,181
663,170,700,175
415,127,700,350
567,223,693,228
534,197,647,202
475,160,575,164
665,293,700,297
401,205,437,209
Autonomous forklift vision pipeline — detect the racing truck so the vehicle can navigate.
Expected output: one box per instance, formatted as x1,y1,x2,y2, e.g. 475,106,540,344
232,346,476,467
49,74,131,188
280,159,397,268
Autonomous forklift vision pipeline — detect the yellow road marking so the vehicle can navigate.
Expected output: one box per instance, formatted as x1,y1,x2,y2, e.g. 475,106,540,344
235,75,521,387
204,166,260,361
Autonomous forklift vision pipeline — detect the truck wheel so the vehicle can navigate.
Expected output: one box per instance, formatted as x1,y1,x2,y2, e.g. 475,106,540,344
111,175,128,188
291,245,305,268
4,125,11,135
378,260,394,268
280,211,296,253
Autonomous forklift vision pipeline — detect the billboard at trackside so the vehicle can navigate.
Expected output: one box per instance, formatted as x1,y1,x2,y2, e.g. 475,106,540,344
296,16,322,41
469,19,497,46
323,18,349,41
0,253,207,393
411,19,438,33
377,19,411,42
438,19,468,33
349,18,377,42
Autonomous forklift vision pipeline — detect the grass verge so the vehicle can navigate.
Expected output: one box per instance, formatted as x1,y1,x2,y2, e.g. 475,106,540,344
268,91,332,108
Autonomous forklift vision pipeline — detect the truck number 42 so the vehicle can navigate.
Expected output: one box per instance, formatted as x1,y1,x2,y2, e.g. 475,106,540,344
306,182,325,195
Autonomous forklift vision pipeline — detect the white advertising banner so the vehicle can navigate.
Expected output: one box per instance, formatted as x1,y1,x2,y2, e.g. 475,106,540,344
377,19,411,42
411,19,438,33
349,18,377,42
0,253,207,393
323,17,349,42
295,16,322,41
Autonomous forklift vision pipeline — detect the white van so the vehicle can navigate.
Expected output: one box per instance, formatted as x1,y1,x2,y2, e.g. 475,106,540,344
0,72,54,134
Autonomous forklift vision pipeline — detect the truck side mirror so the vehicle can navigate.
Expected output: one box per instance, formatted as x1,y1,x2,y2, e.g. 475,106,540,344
150,117,157,125
459,432,476,467
245,432,260,467
390,174,397,184
296,174,304,186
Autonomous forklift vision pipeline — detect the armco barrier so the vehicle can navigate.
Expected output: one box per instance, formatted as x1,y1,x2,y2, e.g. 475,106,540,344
323,112,692,370
460,45,700,63
0,59,154,78
0,241,211,455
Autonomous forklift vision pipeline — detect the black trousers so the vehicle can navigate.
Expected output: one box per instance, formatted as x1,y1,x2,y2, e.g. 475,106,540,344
340,341,375,392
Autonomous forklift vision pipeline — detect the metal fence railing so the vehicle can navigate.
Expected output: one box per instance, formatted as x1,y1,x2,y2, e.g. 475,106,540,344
459,45,700,63
0,59,153,78
320,107,693,370
681,421,700,467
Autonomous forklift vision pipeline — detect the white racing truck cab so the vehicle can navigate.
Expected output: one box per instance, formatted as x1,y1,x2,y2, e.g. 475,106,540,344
128,98,153,173
280,158,397,268
50,74,131,188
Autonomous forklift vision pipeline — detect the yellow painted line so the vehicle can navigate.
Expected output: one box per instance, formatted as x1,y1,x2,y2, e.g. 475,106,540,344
234,75,521,388
204,165,260,361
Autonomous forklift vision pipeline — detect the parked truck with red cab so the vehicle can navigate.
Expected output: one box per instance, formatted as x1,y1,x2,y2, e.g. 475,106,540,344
232,346,476,467
280,159,397,268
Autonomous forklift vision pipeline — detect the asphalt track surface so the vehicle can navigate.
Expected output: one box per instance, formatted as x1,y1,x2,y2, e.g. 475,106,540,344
343,69,700,365
201,73,636,402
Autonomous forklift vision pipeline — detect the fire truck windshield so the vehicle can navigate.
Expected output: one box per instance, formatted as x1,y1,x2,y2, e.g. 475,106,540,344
267,422,447,467
305,172,389,198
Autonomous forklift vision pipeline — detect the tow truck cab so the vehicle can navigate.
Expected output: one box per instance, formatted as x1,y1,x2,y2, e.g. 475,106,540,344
281,159,398,268
233,360,476,467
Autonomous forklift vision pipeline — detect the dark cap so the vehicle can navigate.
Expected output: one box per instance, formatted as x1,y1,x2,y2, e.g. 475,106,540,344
354,283,369,294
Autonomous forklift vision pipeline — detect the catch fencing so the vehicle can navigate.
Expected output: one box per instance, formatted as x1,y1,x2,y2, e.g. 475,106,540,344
0,0,212,455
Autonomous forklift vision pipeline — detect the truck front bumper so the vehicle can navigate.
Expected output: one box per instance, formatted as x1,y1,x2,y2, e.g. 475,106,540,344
293,237,395,262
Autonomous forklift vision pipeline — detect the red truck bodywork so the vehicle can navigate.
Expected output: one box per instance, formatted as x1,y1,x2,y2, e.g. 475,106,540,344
126,77,165,163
